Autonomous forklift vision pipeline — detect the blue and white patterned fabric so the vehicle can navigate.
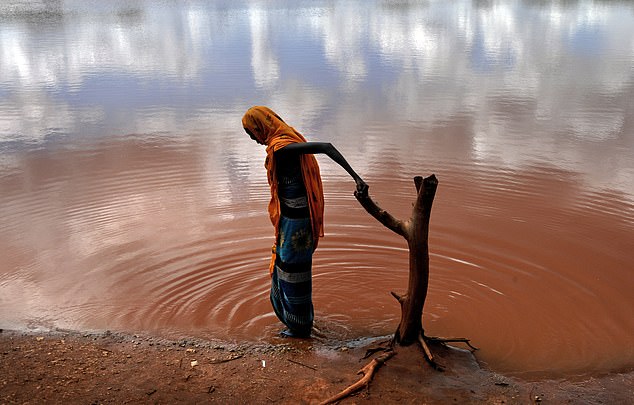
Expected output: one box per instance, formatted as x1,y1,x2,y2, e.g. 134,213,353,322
270,215,314,337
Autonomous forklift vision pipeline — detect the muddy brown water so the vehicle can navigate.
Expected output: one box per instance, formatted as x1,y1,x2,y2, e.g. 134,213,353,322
1,1,633,379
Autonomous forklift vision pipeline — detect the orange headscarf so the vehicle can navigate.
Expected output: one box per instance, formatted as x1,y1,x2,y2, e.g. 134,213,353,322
242,106,325,274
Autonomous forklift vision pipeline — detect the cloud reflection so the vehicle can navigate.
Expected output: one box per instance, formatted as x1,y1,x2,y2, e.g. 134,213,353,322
0,0,633,197
248,6,280,89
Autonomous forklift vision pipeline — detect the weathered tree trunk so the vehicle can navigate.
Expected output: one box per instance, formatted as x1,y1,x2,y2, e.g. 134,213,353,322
322,175,474,404
355,175,438,345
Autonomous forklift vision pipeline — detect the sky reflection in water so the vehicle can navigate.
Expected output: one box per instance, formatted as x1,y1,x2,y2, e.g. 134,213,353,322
1,0,632,197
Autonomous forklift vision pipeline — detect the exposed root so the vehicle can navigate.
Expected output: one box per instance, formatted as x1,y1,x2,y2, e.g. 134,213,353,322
417,332,478,371
426,336,479,352
361,338,394,360
320,350,395,405
418,332,444,371
320,331,476,403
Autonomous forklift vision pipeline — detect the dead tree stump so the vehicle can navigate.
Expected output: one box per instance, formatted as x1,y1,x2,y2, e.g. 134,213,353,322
355,175,437,346
321,175,475,404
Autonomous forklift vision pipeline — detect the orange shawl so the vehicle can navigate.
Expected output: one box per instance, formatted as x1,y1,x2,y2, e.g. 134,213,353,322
242,106,325,274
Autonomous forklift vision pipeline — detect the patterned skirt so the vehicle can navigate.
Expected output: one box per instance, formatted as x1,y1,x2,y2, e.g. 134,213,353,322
270,215,314,337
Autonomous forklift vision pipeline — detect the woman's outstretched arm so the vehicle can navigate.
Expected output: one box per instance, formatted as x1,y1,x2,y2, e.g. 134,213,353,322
276,142,368,196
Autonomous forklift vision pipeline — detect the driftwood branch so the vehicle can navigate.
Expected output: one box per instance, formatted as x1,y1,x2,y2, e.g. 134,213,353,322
320,350,395,405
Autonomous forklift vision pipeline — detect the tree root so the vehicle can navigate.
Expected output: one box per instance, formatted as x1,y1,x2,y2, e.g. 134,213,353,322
418,332,443,371
319,350,395,405
361,339,393,359
320,332,476,403
418,331,479,371
426,336,479,352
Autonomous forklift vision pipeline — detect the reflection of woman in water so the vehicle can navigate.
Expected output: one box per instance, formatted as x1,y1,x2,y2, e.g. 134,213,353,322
242,106,368,337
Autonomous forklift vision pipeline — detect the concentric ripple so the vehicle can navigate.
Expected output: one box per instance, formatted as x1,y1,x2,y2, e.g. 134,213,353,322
1,132,633,379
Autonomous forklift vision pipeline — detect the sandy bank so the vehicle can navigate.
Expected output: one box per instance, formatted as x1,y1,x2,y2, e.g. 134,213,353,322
1,329,632,404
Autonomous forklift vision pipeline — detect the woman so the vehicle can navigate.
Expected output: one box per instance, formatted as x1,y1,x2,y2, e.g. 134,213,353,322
242,106,368,337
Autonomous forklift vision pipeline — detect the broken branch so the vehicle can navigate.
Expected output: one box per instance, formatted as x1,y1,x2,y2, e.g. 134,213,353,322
355,192,408,238
390,291,405,304
320,351,395,405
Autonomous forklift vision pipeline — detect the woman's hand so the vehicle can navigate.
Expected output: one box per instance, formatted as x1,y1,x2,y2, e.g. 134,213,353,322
355,178,369,198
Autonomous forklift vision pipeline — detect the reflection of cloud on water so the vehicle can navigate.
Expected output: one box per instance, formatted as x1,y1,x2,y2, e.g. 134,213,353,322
567,110,625,142
0,0,633,199
0,1,238,143
320,3,367,86
248,6,279,89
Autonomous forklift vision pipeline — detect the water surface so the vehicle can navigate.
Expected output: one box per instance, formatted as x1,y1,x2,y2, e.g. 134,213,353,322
1,0,633,378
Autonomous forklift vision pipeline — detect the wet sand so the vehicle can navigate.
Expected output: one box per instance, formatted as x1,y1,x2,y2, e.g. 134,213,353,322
1,328,632,404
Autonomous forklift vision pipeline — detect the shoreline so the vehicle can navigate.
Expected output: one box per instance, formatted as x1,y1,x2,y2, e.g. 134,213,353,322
1,328,632,404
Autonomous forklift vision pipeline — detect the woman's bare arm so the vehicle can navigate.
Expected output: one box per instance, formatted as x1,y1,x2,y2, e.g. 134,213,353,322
276,142,368,196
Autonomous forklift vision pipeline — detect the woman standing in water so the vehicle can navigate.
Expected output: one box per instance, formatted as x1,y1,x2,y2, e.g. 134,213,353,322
242,106,368,337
